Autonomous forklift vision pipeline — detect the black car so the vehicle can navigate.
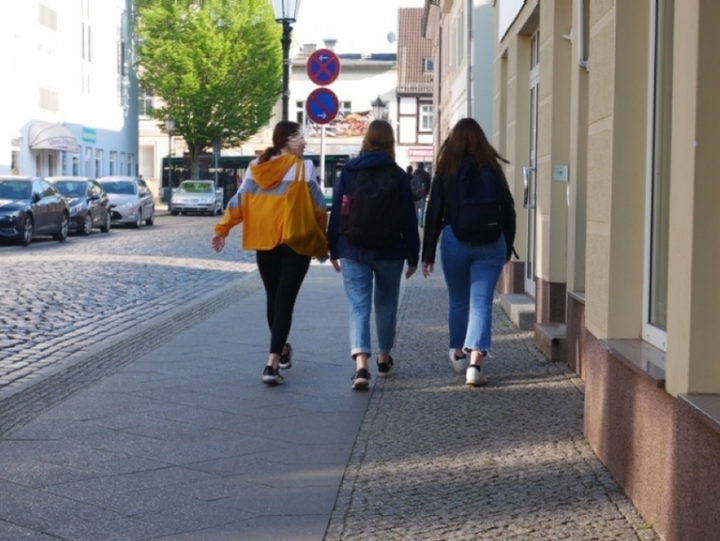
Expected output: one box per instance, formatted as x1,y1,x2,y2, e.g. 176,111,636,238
0,176,69,246
48,177,111,235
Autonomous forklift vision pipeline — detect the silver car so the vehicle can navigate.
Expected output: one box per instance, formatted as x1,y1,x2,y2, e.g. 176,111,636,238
170,180,223,216
97,176,155,228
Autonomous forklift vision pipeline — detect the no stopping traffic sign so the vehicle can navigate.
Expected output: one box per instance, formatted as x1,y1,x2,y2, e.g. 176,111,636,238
305,87,339,125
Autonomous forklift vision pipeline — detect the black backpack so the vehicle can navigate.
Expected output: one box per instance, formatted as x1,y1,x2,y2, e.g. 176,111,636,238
410,174,426,201
339,165,402,250
447,162,505,243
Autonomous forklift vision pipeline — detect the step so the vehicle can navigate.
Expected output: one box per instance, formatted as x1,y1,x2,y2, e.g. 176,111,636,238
534,322,567,362
498,293,535,331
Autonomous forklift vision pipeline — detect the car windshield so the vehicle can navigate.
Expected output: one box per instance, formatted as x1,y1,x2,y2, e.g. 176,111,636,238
100,181,137,195
178,182,213,194
0,180,31,200
52,181,86,198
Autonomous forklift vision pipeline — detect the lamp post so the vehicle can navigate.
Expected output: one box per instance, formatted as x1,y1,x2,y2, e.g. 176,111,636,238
371,95,388,120
272,0,301,121
165,114,175,204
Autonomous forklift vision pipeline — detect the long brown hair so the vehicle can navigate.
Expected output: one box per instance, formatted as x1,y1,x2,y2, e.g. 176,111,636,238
435,118,509,178
359,120,395,160
258,120,301,163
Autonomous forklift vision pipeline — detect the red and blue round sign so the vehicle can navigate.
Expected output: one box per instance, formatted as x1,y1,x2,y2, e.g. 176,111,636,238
305,88,339,124
306,48,340,86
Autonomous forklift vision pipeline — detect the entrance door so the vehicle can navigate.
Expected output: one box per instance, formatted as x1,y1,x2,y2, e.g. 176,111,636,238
524,32,540,298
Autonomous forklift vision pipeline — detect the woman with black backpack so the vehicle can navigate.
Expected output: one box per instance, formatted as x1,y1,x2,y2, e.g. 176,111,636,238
421,118,516,387
328,120,420,390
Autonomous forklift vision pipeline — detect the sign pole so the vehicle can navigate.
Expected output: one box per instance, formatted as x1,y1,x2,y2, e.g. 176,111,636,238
320,125,326,188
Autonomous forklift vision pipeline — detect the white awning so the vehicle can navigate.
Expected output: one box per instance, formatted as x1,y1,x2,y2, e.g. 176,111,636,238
28,121,80,153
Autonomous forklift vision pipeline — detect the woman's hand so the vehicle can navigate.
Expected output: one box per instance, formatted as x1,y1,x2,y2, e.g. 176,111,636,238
405,265,417,279
331,259,341,273
422,262,434,278
210,235,225,253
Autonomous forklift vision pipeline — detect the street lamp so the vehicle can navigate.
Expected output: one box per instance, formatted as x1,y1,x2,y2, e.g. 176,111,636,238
165,114,175,203
371,95,388,120
272,0,301,121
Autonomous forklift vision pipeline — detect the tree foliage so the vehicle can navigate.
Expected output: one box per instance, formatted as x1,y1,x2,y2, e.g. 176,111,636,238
135,0,282,177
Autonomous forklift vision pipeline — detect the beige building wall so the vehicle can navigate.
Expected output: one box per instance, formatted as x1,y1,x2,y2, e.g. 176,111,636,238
666,0,720,396
585,0,649,340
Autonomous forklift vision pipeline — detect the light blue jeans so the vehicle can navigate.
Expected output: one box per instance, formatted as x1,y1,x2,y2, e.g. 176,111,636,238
341,258,405,358
440,225,506,352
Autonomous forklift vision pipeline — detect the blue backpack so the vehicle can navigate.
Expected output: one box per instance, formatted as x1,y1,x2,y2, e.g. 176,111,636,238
447,162,505,243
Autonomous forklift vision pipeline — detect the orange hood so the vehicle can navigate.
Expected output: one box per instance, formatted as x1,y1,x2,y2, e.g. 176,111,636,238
249,154,298,190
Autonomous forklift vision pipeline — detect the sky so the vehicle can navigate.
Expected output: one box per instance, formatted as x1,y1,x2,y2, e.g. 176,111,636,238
290,0,426,55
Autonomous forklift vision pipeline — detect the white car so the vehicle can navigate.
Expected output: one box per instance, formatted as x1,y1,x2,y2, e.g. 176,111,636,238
97,176,155,228
170,180,223,216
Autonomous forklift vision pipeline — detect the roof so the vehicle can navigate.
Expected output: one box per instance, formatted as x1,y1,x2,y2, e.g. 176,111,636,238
397,8,434,95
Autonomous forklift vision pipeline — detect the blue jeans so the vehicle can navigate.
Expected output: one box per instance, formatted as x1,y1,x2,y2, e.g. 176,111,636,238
341,258,405,358
440,225,506,352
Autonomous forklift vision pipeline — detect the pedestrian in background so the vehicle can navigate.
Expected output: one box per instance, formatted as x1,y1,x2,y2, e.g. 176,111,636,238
211,120,327,386
421,118,516,386
328,120,420,390
412,162,431,226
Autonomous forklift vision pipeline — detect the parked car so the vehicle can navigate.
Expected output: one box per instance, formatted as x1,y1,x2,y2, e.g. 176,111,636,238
170,180,224,216
48,176,111,235
0,176,69,246
97,176,155,228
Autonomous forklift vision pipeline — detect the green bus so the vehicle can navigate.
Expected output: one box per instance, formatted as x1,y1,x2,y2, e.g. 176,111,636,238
162,153,352,209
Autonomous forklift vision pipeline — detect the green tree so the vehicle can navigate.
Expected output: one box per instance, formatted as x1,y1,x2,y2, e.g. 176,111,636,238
135,0,282,178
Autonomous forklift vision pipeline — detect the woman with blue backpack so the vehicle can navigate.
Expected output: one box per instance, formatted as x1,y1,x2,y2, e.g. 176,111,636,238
421,118,516,387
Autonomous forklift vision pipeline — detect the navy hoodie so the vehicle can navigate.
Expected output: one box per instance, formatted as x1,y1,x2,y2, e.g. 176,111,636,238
328,150,420,266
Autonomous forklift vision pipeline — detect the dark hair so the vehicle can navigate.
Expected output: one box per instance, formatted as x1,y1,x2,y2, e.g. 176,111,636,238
406,165,413,175
360,120,395,160
258,120,301,163
435,117,509,179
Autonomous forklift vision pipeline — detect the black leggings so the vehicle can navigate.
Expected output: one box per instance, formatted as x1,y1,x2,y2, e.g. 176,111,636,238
256,244,311,355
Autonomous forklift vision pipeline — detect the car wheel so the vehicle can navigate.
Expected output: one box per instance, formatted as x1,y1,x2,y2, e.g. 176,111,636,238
54,212,69,242
134,211,143,229
81,213,92,236
145,208,154,226
171,210,179,216
100,211,111,233
19,215,33,246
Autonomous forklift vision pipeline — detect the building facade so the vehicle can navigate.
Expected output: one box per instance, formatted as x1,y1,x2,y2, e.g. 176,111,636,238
0,0,138,179
424,0,720,539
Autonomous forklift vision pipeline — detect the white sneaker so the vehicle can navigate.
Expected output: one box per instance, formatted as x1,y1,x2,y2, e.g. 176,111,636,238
448,350,468,374
465,365,487,387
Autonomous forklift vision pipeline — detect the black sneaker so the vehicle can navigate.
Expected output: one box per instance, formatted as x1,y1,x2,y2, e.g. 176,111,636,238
351,368,371,390
262,365,284,386
376,356,394,378
279,343,293,370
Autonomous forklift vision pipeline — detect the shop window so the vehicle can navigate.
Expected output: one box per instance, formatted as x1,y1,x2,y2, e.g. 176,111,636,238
643,0,674,350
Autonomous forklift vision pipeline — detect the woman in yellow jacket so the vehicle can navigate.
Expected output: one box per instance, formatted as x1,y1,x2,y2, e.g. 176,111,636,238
211,121,327,386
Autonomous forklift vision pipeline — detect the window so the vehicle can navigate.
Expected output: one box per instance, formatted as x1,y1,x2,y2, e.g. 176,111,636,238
339,101,352,116
643,0,674,349
72,155,79,176
420,104,433,131
109,151,117,175
139,91,153,116
296,100,305,127
128,154,135,176
95,149,103,177
424,58,434,72
85,147,92,177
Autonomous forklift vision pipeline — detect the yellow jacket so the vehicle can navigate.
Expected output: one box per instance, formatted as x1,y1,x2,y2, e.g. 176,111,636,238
214,154,327,252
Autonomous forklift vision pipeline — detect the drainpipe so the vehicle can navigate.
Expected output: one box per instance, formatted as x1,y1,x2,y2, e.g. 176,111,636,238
467,0,473,117
575,0,590,71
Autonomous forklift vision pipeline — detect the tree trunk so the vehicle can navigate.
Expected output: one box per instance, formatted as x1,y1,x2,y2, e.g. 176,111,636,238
188,143,202,179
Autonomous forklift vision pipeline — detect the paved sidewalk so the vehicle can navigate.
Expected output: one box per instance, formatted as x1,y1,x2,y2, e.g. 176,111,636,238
0,262,659,540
